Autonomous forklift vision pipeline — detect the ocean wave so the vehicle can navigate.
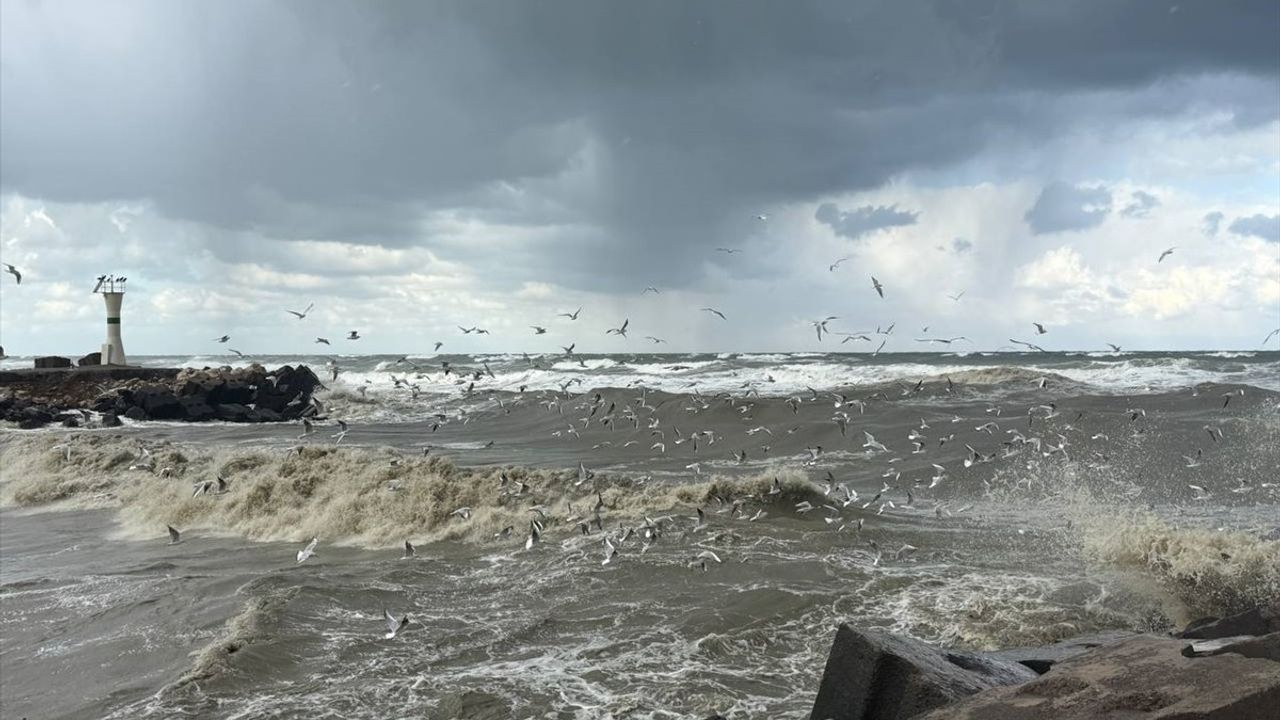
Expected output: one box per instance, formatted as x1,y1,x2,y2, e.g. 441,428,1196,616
0,435,821,549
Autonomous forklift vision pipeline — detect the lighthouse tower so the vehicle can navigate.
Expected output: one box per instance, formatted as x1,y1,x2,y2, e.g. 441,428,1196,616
94,275,127,366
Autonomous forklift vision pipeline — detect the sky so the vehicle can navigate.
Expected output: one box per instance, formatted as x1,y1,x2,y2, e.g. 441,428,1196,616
1,0,1278,356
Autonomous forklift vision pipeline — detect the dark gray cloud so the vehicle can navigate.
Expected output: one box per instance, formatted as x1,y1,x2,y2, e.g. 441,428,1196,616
1,0,1278,291
1121,190,1160,218
1202,211,1225,237
815,203,919,240
1024,182,1113,234
1229,213,1280,242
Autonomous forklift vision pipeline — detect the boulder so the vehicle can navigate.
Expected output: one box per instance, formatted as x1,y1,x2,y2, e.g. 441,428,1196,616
810,625,1037,720
1179,607,1279,640
214,403,254,422
101,411,122,428
915,635,1280,720
17,405,55,429
178,396,216,422
78,352,101,367
1183,633,1280,661
138,388,184,420
209,380,254,406
986,631,1141,675
34,356,72,369
122,406,148,422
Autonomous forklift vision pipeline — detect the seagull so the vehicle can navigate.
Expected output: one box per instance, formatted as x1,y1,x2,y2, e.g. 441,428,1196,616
559,307,582,320
602,538,619,565
1158,247,1176,263
754,214,768,221
714,247,741,254
644,336,666,344
1009,338,1047,352
167,525,181,544
3,264,20,284
606,319,629,338
347,331,360,340
1033,323,1047,335
811,316,838,341
829,257,849,272
1264,329,1280,345
296,537,318,564
228,349,244,358
286,303,315,319
947,290,965,302
383,609,410,639
701,307,727,320
642,286,659,294
871,276,884,298
561,343,576,355
525,520,541,550
315,337,330,345
213,335,231,343
915,337,969,345
450,507,473,521
531,326,547,334
1106,343,1122,352
434,341,444,351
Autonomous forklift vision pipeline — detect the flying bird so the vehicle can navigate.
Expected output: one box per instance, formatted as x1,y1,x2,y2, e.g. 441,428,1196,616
1107,343,1122,352
296,537,318,564
213,335,231,343
559,307,582,320
531,326,547,334
1033,322,1047,335
829,257,849,272
642,286,659,294
754,214,768,221
167,526,181,544
315,337,330,345
811,316,838,341
1263,329,1280,345
1158,247,1176,263
947,290,965,301
606,319,629,338
383,609,410,639
347,331,360,340
871,276,884,298
286,303,315,319
228,349,244,358
433,341,444,351
1009,338,1047,352
644,336,666,344
402,540,415,559
701,307,727,320
3,264,20,284
714,247,741,254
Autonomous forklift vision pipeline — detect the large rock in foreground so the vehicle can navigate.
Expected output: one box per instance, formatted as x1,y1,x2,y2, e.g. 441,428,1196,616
915,635,1280,720
810,625,1037,720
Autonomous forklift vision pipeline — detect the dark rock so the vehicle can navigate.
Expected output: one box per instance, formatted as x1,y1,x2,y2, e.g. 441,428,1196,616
1183,633,1280,661
78,352,101,367
101,411,122,427
810,625,1037,720
60,416,80,428
17,405,55,429
123,406,148,422
179,397,216,422
214,403,254,422
209,380,254,405
916,635,1280,720
986,631,1140,675
33,356,72,369
1179,607,1278,640
254,407,281,422
138,388,184,420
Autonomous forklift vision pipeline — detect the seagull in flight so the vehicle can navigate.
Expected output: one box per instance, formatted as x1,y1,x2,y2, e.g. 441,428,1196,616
286,303,314,319
559,307,582,320
642,286,659,294
915,337,969,344
644,336,666,344
434,341,444,351
383,609,410,639
754,214,768,221
228,349,245,358
3,264,20,284
1010,338,1047,352
947,290,965,302
606,319,629,338
213,335,231,343
167,525,182,544
871,276,884,299
1264,329,1280,345
296,537,318,564
402,540,415,559
701,307,727,320
714,247,741,254
1158,247,1176,263
829,257,849,272
531,326,547,334
811,316,838,341
347,331,360,340
315,337,330,345
1033,322,1047,335
1106,343,1122,352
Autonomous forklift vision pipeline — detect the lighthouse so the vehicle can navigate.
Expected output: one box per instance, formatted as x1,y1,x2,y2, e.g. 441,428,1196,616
94,275,127,366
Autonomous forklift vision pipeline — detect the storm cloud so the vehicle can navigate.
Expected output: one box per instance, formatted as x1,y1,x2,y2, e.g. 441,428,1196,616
815,203,919,240
1024,182,1114,234
1229,213,1280,242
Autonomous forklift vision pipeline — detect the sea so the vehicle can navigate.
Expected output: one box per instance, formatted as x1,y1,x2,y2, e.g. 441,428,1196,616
2,350,1278,719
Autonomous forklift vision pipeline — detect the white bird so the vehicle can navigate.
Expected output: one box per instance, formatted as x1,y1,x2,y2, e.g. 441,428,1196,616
947,290,965,301
1264,329,1280,345
1158,247,1176,262
286,303,314,319
450,507,473,521
559,307,582,320
871,276,884,298
167,525,181,544
829,257,849,272
315,337,330,345
606,319,629,337
754,214,768,221
525,521,541,550
1033,322,1047,335
811,316,838,341
213,335,231,343
701,307,727,320
296,537,318,564
383,609,410,639
714,247,741,254
642,286,659,294
3,263,20,284
347,330,361,340
696,550,723,564
531,326,547,334
602,538,619,565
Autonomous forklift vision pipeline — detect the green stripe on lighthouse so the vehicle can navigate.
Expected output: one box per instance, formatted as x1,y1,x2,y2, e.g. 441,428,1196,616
107,317,121,324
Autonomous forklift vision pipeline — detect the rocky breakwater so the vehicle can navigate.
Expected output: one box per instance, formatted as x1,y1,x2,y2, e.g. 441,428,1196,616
811,604,1280,720
0,364,324,428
